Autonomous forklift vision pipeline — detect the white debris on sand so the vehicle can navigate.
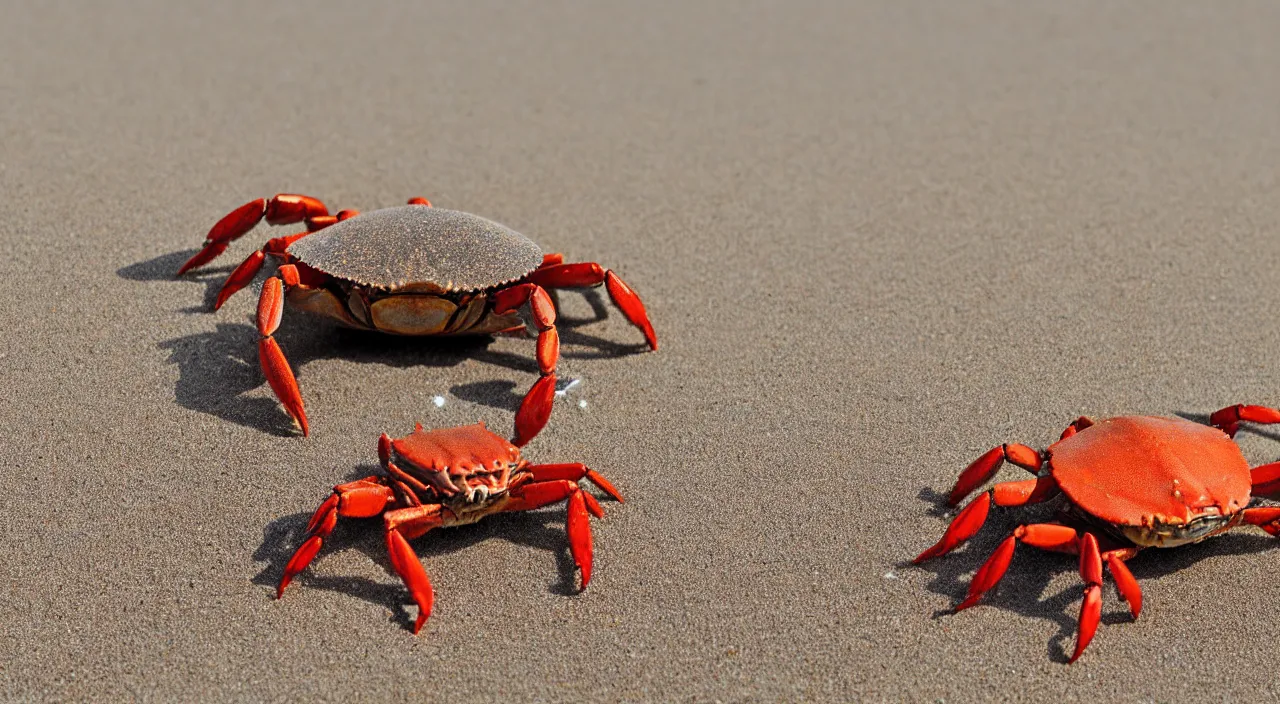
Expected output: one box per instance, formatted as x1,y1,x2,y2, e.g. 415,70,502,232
432,395,446,407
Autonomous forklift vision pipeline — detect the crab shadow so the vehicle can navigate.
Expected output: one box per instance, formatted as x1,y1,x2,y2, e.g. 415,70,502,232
907,488,1279,663
117,250,237,313
253,465,591,630
154,281,645,434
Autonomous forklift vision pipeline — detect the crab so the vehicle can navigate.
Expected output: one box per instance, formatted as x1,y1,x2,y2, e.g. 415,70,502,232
275,421,623,633
913,404,1280,662
175,194,657,446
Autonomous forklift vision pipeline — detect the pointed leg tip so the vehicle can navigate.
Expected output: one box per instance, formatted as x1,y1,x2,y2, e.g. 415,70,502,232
913,545,941,564
413,614,428,634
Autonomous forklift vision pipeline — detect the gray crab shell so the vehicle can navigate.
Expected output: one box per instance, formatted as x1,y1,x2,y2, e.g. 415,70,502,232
287,206,544,292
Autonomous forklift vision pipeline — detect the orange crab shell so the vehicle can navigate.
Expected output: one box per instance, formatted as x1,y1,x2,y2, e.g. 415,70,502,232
1048,416,1252,528
391,422,523,477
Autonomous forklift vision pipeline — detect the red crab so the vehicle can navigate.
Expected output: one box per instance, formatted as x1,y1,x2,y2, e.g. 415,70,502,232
913,404,1280,662
275,421,623,634
176,194,657,446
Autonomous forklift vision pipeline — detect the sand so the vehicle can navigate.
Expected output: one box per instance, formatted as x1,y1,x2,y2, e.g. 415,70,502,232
3,0,1279,700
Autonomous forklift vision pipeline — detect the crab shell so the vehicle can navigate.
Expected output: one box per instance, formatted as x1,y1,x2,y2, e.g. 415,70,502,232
284,206,544,335
1047,416,1252,547
388,422,525,513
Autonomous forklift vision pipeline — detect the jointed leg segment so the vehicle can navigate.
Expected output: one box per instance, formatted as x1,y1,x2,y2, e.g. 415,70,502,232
492,283,561,447
257,264,309,435
525,259,658,351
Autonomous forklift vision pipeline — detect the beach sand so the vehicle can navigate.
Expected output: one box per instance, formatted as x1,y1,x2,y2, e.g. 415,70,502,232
2,0,1278,700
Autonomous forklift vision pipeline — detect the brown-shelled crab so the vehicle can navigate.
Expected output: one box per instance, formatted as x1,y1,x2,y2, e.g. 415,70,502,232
176,195,657,445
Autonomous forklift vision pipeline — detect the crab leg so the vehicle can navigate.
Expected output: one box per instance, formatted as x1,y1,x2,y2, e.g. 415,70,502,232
526,463,625,504
383,505,447,634
277,476,396,597
1208,404,1280,438
946,443,1043,506
507,479,597,589
492,283,561,447
1250,462,1280,498
1242,506,1280,536
949,522,1078,610
1057,416,1094,441
257,264,309,435
913,475,1059,563
933,524,1131,663
177,194,330,275
523,262,658,351
1070,533,1104,663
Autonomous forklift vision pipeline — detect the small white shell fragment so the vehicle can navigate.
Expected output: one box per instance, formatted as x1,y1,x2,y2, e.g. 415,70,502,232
578,399,588,409
555,378,581,397
432,396,446,408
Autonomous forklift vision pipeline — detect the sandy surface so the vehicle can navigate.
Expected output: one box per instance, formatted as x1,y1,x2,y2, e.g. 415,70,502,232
3,0,1279,701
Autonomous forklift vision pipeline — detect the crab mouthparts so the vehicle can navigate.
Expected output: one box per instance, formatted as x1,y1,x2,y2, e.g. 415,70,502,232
1122,510,1239,548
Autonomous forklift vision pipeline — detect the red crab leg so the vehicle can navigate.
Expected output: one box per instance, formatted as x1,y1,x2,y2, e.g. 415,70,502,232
1242,506,1280,536
277,477,396,597
177,194,330,275
258,264,309,435
946,443,1043,506
210,231,311,309
1070,533,1104,663
1209,404,1280,438
382,504,447,634
1250,462,1280,498
949,523,1078,610
524,262,658,351
508,479,597,589
526,463,625,504
914,475,1060,563
492,283,561,447
1104,547,1143,620
1058,416,1094,441
407,197,432,206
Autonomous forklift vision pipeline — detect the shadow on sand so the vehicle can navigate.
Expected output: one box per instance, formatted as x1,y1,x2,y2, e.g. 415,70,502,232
252,464,619,631
906,483,1279,663
126,250,648,435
